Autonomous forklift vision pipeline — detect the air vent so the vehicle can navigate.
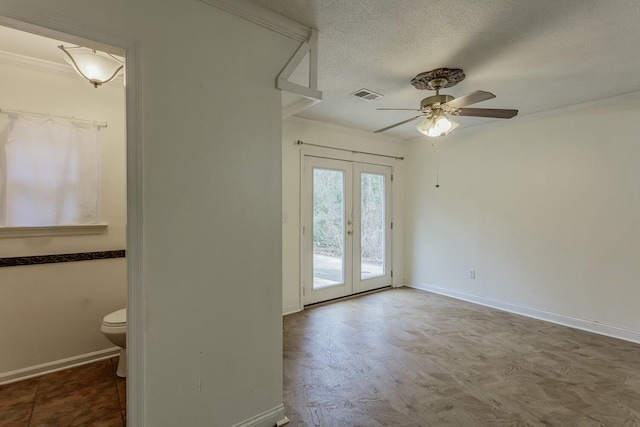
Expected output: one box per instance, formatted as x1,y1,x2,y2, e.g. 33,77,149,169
351,88,383,101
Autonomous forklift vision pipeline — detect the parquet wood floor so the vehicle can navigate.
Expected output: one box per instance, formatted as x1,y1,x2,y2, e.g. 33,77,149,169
283,287,640,427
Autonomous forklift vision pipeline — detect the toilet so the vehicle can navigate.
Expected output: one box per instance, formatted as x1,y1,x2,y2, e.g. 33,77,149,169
101,308,127,377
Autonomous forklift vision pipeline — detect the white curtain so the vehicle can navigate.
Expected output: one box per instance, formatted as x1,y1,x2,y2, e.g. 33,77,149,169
1,115,100,226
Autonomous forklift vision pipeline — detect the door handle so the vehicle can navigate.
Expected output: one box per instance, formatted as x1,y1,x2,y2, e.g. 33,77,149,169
347,230,353,236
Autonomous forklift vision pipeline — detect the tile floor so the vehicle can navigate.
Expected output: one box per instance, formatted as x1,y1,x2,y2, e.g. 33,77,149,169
0,357,125,426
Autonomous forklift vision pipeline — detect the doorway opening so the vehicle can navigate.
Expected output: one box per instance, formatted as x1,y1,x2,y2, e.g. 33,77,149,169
0,15,141,425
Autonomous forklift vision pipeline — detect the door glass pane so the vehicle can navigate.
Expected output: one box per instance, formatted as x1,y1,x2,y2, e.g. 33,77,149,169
313,168,345,289
361,173,385,280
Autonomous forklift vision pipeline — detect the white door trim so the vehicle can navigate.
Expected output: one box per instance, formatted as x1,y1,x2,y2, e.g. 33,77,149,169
302,156,354,305
0,10,144,427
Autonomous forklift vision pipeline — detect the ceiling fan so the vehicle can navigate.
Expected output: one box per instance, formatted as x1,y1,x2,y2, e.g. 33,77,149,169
375,68,518,136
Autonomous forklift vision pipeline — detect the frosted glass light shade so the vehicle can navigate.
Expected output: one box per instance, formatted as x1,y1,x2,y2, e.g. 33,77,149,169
434,116,453,132
416,117,439,136
416,113,459,137
59,45,124,88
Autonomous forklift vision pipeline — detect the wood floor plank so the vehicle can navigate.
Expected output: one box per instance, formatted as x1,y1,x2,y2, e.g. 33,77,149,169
283,288,640,426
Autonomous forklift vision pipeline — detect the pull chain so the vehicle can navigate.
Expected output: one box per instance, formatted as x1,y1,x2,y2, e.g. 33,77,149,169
435,135,440,188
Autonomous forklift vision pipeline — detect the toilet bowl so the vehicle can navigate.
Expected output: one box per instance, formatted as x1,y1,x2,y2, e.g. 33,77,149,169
101,308,127,377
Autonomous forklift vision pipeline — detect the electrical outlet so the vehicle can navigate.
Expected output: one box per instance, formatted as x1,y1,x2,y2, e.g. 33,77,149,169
469,269,476,279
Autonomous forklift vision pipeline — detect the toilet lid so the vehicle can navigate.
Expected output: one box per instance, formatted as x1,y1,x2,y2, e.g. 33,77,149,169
103,308,127,326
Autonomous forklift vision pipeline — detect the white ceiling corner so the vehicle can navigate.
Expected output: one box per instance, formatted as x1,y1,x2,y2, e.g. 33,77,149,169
198,0,311,41
286,115,404,145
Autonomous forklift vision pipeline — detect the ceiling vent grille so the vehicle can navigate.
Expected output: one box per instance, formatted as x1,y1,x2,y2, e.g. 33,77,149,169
351,88,383,101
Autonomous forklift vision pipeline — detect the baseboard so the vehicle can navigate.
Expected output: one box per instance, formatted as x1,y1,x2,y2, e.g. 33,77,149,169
283,303,302,316
406,281,640,345
0,347,120,385
231,404,288,427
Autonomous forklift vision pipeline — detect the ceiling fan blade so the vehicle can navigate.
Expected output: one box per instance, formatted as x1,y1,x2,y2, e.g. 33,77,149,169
376,108,421,111
457,108,518,118
374,115,425,133
445,90,495,108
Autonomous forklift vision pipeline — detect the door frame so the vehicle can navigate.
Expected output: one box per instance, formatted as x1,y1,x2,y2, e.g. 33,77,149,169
301,156,354,305
299,149,394,308
0,11,144,426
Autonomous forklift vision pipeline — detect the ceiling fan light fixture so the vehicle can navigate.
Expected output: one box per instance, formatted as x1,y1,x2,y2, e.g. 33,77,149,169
59,45,124,88
416,113,458,137
375,68,518,135
416,117,437,136
434,115,453,133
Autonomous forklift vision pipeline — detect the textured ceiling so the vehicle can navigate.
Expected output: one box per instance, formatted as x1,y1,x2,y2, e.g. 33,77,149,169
249,0,640,140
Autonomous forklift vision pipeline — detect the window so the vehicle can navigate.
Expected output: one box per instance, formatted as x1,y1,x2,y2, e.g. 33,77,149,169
0,115,101,228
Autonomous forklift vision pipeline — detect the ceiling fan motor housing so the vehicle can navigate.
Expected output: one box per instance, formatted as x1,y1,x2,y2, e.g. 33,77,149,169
420,94,454,110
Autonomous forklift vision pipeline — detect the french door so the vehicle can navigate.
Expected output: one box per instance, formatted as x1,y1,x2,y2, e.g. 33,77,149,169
302,156,392,305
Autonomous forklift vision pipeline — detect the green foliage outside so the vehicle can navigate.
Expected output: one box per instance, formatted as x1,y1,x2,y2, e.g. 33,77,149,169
313,169,384,265
360,173,384,265
313,169,344,257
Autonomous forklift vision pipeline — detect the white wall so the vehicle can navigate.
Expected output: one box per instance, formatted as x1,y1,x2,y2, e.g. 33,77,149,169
405,96,640,341
282,117,406,314
0,59,127,375
0,1,299,426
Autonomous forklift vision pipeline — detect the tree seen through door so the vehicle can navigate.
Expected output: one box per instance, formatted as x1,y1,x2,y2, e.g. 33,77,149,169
312,168,385,289
360,172,385,279
312,168,345,288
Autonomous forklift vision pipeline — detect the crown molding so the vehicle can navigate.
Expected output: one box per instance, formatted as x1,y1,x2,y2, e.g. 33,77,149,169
0,49,124,86
0,49,74,76
199,0,311,42
285,115,405,145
